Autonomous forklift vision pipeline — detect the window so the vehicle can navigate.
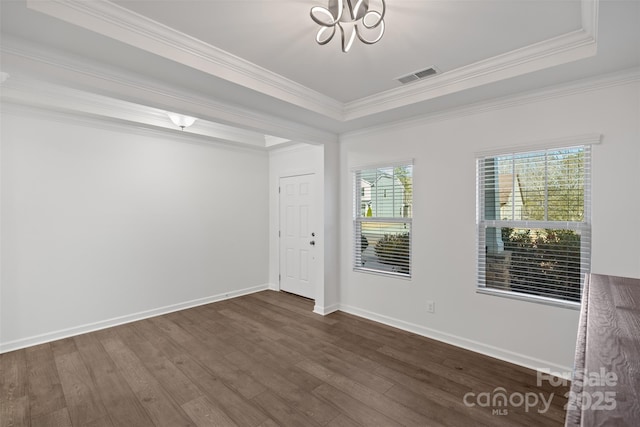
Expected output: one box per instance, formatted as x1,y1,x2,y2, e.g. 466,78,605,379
477,145,591,304
354,162,413,277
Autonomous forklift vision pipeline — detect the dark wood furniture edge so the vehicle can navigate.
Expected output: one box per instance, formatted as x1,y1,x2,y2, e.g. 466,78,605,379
565,273,589,427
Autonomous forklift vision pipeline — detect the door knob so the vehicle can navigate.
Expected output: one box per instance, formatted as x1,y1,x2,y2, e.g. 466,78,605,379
309,240,316,246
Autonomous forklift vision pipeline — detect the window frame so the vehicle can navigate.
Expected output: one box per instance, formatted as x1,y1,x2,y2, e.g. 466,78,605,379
476,138,597,308
353,160,414,279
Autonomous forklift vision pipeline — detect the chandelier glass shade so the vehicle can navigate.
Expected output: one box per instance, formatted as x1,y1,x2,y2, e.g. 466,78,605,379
310,0,386,53
167,112,197,130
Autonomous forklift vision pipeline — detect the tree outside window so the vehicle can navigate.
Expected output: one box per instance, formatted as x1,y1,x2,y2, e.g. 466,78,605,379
478,146,590,303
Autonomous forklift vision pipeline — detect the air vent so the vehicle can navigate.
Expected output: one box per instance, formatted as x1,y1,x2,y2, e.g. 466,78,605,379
396,66,438,84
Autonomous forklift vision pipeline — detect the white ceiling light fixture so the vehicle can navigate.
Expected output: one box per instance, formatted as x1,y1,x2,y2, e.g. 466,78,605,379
166,112,197,130
310,0,385,53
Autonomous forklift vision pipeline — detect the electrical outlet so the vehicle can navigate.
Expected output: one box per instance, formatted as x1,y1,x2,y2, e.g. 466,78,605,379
426,300,435,314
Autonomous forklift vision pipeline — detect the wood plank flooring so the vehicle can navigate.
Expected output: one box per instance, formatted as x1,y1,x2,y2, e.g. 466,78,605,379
1,290,569,426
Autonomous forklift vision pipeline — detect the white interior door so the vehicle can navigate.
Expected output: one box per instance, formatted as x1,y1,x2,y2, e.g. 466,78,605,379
279,174,316,299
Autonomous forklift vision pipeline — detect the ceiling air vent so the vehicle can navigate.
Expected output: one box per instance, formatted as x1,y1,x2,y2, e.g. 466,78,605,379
396,66,438,84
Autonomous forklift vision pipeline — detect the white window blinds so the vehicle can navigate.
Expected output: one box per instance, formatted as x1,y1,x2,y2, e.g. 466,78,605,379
354,163,413,277
477,145,591,304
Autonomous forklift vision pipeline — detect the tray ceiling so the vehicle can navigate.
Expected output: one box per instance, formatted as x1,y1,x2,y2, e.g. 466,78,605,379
1,0,639,145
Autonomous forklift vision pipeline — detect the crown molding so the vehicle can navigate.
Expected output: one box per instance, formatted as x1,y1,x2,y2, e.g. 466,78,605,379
344,0,599,120
344,30,596,120
341,67,640,140
26,0,344,121
1,38,338,146
25,0,599,124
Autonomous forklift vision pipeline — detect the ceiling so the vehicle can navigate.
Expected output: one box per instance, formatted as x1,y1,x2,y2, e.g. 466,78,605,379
111,0,583,102
1,0,639,147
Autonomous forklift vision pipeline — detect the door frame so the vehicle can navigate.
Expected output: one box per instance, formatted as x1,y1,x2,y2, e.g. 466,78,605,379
278,172,318,300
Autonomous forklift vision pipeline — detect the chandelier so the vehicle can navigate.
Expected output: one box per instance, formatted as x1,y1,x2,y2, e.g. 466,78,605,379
310,0,386,53
167,112,197,130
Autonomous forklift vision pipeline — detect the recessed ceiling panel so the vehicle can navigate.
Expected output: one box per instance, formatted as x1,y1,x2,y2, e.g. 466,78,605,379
2,0,638,140
112,0,582,102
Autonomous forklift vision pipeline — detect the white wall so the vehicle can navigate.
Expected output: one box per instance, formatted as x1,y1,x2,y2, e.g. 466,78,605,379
1,107,269,352
338,76,640,372
321,140,340,313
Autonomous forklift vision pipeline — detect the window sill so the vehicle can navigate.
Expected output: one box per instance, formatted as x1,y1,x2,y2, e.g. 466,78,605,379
476,287,581,310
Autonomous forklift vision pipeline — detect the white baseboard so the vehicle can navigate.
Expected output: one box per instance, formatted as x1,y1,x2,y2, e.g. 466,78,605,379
0,283,270,354
339,304,572,379
313,302,340,316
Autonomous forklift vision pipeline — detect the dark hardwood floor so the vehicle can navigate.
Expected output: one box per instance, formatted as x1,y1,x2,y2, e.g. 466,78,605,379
1,290,569,426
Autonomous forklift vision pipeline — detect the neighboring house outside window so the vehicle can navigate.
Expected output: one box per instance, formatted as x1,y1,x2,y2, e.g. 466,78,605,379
354,162,413,277
498,174,525,220
477,145,591,305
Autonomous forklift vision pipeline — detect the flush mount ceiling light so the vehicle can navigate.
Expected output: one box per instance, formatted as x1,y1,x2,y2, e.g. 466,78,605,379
166,112,197,130
310,0,385,53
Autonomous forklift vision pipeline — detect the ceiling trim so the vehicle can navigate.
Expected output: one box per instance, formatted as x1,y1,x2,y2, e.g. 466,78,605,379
341,67,640,140
25,0,599,123
343,28,597,120
344,0,599,120
25,0,345,121
1,38,338,146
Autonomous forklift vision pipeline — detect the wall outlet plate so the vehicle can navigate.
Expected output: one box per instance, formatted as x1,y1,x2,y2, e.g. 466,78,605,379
426,300,435,314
